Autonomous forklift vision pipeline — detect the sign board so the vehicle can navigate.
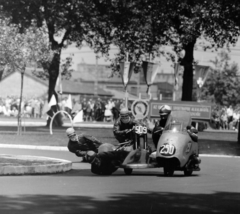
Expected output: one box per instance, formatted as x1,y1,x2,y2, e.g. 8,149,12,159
131,99,149,120
149,100,212,120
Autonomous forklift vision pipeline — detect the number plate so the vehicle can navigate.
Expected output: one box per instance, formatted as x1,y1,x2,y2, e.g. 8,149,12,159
135,125,147,134
159,144,176,156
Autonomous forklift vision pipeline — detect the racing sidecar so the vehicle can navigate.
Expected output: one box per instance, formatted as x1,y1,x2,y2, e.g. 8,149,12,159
119,110,201,176
155,110,201,176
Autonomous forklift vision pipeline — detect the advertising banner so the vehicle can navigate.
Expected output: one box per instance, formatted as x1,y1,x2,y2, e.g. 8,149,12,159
149,100,212,120
119,61,135,89
142,61,159,92
194,65,210,87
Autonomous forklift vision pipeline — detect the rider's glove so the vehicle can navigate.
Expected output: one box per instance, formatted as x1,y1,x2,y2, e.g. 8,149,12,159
75,150,86,157
125,129,131,133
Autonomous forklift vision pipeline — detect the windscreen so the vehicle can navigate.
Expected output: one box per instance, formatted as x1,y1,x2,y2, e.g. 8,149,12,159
165,123,182,132
165,111,192,129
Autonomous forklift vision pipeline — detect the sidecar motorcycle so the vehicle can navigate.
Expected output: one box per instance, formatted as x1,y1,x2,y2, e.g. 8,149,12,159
91,110,201,176
118,110,201,176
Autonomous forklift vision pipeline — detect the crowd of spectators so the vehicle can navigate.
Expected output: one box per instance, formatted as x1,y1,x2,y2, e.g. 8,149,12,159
210,105,240,131
0,95,126,123
59,97,126,123
0,96,44,118
2,95,240,131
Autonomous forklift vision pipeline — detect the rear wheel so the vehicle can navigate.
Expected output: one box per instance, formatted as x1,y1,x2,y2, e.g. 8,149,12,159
163,167,174,176
124,168,133,175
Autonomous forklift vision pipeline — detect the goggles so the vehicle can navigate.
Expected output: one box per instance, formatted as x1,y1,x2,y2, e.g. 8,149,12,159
121,115,130,123
68,134,77,141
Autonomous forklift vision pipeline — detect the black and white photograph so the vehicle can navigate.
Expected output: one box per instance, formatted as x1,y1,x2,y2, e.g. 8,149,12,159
0,0,240,213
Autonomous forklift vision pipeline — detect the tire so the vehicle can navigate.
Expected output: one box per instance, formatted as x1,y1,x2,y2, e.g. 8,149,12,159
124,168,133,175
184,169,193,176
139,137,145,149
163,167,174,176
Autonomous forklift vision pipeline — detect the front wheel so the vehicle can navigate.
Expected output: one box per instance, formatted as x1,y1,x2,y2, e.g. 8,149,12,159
184,169,193,176
139,137,145,149
124,168,133,175
163,167,174,176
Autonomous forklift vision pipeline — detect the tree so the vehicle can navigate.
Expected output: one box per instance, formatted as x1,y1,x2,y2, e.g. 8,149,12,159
88,0,240,101
0,0,97,126
0,0,93,103
201,51,240,106
86,0,171,75
162,0,240,101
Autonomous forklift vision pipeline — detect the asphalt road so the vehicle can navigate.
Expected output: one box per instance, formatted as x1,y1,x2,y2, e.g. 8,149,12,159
0,148,240,214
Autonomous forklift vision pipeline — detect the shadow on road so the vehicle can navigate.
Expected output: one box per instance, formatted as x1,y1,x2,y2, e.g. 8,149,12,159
54,168,200,178
0,191,239,214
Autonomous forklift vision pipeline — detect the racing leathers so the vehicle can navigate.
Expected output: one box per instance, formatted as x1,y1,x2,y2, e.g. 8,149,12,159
67,134,103,157
88,118,137,175
113,118,137,143
152,118,168,148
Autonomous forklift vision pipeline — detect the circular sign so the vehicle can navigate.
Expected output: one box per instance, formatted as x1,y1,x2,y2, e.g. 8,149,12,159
131,99,149,120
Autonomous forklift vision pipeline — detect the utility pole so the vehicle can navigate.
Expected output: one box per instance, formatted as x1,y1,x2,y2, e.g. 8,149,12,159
94,55,98,97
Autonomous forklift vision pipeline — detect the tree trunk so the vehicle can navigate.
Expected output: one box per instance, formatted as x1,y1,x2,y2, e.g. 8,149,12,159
48,51,61,103
181,40,196,101
44,50,63,127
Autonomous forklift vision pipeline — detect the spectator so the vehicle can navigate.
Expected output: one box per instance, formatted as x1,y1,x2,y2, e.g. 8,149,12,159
81,98,88,121
104,101,113,122
232,110,240,131
94,98,103,121
33,98,41,118
112,99,120,123
220,110,228,130
226,105,233,129
10,106,18,117
86,99,93,121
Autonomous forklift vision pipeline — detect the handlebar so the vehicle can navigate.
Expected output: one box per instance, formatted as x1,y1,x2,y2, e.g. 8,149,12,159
153,127,164,134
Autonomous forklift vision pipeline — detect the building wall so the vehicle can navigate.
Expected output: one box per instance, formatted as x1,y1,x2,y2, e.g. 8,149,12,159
0,72,48,98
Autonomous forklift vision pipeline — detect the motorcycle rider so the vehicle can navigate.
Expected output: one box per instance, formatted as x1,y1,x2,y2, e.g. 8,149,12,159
151,105,172,148
186,125,200,169
113,107,137,143
85,108,137,175
66,127,103,161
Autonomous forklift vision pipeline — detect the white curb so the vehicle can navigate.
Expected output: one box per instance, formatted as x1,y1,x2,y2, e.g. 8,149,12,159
0,154,72,175
0,144,68,151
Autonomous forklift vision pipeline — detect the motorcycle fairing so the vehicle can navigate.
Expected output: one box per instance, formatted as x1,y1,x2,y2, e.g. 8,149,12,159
156,111,199,168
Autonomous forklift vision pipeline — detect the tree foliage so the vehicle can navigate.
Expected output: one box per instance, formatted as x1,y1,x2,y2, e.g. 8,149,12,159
0,0,94,102
0,19,52,75
1,0,240,104
89,0,240,101
202,51,240,106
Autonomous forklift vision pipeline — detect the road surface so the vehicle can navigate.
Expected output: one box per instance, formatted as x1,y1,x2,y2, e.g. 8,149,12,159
0,148,239,214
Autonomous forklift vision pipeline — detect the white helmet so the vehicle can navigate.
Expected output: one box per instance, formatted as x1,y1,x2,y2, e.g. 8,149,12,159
159,105,171,116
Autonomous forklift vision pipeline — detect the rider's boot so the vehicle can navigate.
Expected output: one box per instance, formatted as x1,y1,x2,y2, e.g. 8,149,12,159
192,154,201,170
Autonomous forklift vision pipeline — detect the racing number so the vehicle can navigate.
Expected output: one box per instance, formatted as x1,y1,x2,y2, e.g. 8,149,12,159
135,125,147,134
160,144,175,155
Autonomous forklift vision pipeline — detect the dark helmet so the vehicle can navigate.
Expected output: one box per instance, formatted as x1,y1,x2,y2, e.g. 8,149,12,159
159,105,171,116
